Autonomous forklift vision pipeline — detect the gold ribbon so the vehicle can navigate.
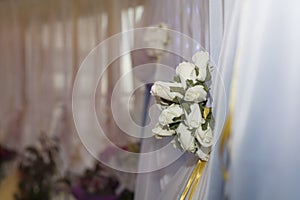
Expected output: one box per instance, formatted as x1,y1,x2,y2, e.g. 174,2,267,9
218,33,240,181
219,113,232,181
180,160,207,200
179,106,211,200
203,107,210,119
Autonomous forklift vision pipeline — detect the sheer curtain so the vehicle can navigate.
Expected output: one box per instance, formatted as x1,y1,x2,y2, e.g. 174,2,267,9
0,0,144,173
132,0,227,199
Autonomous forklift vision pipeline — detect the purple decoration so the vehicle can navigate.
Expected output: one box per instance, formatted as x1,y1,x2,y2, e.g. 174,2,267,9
71,186,117,200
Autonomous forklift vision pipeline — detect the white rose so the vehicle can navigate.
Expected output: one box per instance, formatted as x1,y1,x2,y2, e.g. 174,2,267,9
184,103,205,129
195,125,213,148
192,51,209,81
176,62,197,89
196,147,210,161
184,85,207,102
177,123,196,152
158,104,183,126
152,124,175,137
151,81,183,101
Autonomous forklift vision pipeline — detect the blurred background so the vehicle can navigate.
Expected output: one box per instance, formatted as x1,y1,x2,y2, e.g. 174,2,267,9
0,0,145,199
0,0,218,199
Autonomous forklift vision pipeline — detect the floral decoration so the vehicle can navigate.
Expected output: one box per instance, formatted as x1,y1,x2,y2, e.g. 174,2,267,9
151,51,214,161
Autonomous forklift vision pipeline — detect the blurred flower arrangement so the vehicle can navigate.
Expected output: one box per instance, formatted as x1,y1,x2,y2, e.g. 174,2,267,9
0,144,17,180
0,134,138,200
97,142,140,199
71,161,134,200
14,134,63,200
71,162,119,200
71,142,140,200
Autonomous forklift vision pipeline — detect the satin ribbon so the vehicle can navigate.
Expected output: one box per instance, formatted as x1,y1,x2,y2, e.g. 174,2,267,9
180,107,210,200
219,113,232,181
203,107,210,119
218,39,239,181
180,160,207,200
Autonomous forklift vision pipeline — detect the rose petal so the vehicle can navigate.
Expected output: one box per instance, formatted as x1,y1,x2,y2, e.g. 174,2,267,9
184,104,205,128
177,123,195,152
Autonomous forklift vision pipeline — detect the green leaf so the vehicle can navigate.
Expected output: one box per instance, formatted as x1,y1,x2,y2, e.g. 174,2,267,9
186,79,194,88
205,65,211,82
206,110,212,121
169,122,180,130
170,86,185,95
190,128,197,136
173,135,183,151
203,83,209,92
199,103,204,114
182,102,192,115
195,66,199,76
172,96,181,104
195,80,205,86
205,110,214,126
157,97,174,105
201,122,208,130
174,75,181,83
172,116,182,122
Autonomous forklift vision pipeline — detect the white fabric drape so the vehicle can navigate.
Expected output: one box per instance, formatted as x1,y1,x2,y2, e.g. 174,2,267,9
0,0,144,174
133,0,228,199
171,0,300,199
228,0,300,199
133,0,210,199
145,0,247,199
203,0,240,199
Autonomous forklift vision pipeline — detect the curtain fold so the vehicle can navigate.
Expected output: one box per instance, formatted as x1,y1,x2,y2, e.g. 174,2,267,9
0,0,144,173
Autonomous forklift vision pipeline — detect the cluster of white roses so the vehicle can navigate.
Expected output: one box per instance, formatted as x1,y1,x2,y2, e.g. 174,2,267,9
151,51,213,161
143,23,170,58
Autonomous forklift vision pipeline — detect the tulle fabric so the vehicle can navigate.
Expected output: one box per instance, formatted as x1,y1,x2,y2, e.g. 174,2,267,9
133,0,230,199
156,0,240,199
133,1,210,199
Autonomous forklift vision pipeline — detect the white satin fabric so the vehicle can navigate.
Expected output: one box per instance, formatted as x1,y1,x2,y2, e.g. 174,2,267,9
228,0,300,199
